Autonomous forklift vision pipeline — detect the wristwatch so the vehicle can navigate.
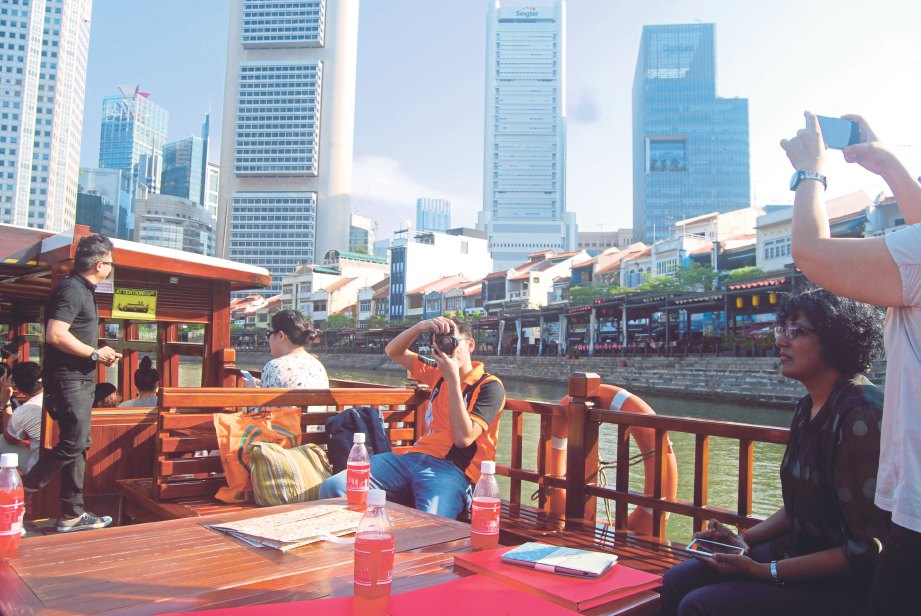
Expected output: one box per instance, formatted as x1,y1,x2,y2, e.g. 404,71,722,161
90,349,100,362
790,170,827,191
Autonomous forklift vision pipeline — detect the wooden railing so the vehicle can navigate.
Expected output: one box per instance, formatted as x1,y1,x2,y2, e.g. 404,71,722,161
496,372,790,540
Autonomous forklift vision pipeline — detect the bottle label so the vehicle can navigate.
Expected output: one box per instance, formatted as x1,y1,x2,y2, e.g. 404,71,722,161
354,535,395,592
0,500,24,535
471,496,501,536
347,462,371,493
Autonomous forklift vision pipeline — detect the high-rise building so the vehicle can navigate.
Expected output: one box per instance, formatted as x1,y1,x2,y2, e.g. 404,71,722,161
632,23,750,243
161,135,205,203
217,0,359,295
349,213,375,254
134,193,215,256
478,0,576,271
416,197,450,232
203,162,220,221
75,191,117,237
78,167,134,239
98,86,169,194
161,113,211,205
0,0,93,231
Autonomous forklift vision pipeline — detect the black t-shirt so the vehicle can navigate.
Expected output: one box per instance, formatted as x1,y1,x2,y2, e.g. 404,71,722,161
43,273,98,379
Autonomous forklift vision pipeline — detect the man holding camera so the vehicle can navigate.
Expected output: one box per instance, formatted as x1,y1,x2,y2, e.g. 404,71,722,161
320,316,505,519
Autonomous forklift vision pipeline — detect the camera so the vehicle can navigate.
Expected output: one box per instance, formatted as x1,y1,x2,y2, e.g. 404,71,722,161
434,332,460,355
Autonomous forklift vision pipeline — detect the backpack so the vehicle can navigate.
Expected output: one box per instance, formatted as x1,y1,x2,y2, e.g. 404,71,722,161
324,406,392,474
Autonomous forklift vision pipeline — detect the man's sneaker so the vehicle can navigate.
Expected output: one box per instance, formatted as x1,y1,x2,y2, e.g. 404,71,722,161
56,512,113,533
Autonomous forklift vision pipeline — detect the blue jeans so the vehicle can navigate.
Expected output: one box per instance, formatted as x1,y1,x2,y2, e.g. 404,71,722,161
661,542,870,616
319,452,472,519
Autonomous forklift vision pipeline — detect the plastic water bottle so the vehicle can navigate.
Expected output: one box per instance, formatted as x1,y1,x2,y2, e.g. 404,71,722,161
471,460,501,550
346,433,371,508
354,489,395,600
0,453,24,558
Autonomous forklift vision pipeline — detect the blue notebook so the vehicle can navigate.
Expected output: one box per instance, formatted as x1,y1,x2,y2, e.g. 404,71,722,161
500,542,618,578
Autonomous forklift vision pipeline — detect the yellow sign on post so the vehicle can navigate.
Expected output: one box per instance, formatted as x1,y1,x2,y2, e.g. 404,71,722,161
112,288,158,321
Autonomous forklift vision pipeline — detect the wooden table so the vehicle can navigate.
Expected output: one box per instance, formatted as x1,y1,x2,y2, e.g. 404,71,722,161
0,500,660,615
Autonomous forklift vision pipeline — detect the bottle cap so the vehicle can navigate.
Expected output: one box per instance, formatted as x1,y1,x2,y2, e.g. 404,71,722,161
0,453,18,468
480,460,496,474
367,489,386,507
353,433,366,444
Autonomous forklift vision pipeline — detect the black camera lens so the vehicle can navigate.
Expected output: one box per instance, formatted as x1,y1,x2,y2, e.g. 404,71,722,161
434,334,459,354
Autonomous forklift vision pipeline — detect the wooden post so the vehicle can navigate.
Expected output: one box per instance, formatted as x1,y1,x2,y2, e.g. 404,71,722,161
693,434,710,533
565,372,600,528
738,439,754,517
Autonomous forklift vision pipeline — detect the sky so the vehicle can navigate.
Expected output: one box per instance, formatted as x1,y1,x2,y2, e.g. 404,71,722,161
79,0,921,239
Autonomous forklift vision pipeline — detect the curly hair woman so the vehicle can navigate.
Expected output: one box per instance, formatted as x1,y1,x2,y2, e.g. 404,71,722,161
661,287,890,616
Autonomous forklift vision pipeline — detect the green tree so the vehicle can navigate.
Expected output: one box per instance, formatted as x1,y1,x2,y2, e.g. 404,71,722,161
366,315,388,328
726,266,765,282
325,313,355,328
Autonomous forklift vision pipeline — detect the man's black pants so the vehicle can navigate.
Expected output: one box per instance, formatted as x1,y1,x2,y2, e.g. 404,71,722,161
23,377,94,518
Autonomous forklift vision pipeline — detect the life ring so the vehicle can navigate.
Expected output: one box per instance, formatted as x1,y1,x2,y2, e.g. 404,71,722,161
555,384,679,535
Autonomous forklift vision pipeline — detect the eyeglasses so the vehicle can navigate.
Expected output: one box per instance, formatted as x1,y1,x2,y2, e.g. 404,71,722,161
773,324,815,340
99,261,115,267
265,329,278,339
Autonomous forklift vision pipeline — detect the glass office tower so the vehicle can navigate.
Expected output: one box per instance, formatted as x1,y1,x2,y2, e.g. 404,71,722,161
479,0,576,270
632,23,750,243
98,88,169,194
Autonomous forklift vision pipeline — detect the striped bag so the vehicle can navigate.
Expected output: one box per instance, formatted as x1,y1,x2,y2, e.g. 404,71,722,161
248,442,332,506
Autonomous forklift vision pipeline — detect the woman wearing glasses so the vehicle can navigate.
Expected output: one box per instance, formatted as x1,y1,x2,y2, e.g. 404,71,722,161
661,288,889,616
256,310,329,398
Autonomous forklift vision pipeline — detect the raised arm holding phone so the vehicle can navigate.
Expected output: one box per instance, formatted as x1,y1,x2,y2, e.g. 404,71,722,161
779,111,921,616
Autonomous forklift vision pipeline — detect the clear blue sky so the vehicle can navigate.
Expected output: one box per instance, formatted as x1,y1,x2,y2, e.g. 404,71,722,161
80,0,921,238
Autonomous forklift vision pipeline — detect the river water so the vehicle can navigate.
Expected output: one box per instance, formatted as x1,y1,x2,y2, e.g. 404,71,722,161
321,366,792,543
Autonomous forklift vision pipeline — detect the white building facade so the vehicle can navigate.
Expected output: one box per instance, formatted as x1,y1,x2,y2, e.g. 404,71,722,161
388,229,493,321
0,0,92,231
134,193,215,256
218,0,359,295
478,0,576,270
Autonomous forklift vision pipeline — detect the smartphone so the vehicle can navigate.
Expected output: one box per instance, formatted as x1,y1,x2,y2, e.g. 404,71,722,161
685,538,746,559
816,115,860,149
239,369,256,381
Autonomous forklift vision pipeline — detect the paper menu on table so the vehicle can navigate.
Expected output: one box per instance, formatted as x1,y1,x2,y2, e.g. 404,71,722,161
210,504,364,551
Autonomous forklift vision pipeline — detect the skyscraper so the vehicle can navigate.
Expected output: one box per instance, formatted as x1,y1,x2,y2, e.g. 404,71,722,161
632,23,750,244
217,0,359,295
161,135,205,203
416,197,450,232
98,87,169,194
478,0,576,271
0,0,93,231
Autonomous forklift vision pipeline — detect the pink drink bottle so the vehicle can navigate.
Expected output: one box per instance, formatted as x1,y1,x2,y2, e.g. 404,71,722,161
0,453,24,558
354,489,395,599
346,433,371,508
471,460,500,550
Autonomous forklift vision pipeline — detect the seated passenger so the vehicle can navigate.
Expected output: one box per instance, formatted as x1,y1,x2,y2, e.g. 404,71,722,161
259,309,329,390
661,288,890,616
118,367,159,407
319,317,506,519
93,382,122,408
0,362,43,472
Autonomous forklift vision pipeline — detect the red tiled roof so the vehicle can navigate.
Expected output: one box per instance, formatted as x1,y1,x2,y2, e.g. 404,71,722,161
407,274,468,295
464,286,482,297
323,277,357,293
485,270,509,280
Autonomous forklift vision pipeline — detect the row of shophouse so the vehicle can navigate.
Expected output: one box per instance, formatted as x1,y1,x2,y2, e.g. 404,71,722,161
231,190,906,352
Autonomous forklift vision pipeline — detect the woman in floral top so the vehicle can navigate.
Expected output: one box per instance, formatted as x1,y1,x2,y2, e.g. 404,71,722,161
662,288,890,616
258,310,329,409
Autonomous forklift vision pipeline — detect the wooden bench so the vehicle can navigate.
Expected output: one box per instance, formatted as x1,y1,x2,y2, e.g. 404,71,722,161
116,386,429,523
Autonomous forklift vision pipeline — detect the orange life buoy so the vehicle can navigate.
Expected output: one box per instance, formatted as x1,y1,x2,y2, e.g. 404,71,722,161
557,384,678,534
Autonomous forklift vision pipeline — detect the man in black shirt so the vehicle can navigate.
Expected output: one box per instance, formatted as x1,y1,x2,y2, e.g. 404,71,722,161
24,234,122,532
